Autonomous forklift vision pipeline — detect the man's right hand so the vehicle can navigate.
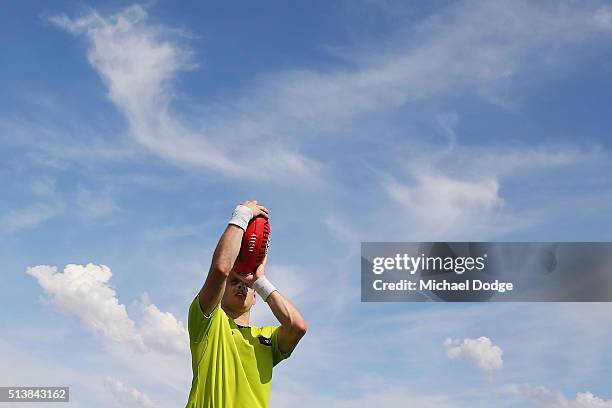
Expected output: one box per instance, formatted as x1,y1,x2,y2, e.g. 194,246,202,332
240,200,270,219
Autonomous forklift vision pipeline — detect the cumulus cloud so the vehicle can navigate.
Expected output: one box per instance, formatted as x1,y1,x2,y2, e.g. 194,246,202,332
510,384,612,408
137,293,190,355
26,263,188,354
444,336,503,376
104,377,155,408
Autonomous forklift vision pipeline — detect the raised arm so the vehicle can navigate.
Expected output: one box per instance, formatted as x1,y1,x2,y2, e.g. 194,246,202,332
239,258,308,354
198,200,269,315
266,291,308,355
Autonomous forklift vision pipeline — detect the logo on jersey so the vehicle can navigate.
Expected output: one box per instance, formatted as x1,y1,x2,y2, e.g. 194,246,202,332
258,336,272,346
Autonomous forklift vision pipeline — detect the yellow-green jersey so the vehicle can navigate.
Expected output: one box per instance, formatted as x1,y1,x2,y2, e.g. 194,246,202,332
185,295,291,408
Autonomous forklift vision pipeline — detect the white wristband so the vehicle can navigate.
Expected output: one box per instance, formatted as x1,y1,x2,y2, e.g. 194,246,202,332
228,204,253,231
252,276,278,301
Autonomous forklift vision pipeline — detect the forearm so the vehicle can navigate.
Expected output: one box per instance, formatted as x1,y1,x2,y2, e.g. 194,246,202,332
210,224,244,276
198,224,244,315
266,291,308,334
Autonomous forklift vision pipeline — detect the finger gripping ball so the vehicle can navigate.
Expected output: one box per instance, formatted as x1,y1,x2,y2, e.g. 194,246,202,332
233,216,270,275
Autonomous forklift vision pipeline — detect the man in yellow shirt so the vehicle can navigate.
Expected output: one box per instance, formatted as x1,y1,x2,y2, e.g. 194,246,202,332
186,200,308,408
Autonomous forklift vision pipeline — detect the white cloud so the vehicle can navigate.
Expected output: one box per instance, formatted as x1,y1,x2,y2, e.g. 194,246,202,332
26,264,143,346
44,1,612,187
26,263,188,354
444,336,503,376
510,384,612,408
104,377,155,408
329,140,609,242
137,293,189,355
48,5,320,183
385,169,504,238
244,0,612,127
450,145,601,180
373,99,610,239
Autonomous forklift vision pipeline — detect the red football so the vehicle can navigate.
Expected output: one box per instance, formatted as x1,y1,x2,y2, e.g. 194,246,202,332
233,216,271,275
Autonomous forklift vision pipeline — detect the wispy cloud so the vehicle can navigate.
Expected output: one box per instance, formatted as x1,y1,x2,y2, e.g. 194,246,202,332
0,204,59,234
44,1,612,186
321,138,610,242
240,0,612,127
48,6,320,183
0,177,64,235
385,169,504,238
0,118,141,165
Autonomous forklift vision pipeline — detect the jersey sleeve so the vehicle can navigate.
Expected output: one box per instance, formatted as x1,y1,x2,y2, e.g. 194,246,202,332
270,326,293,366
188,294,220,343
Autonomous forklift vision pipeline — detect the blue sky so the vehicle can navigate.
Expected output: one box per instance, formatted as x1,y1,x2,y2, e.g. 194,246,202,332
2,1,612,407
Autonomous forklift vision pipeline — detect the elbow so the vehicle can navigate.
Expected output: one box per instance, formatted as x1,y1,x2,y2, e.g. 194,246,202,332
292,319,308,337
211,261,232,278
